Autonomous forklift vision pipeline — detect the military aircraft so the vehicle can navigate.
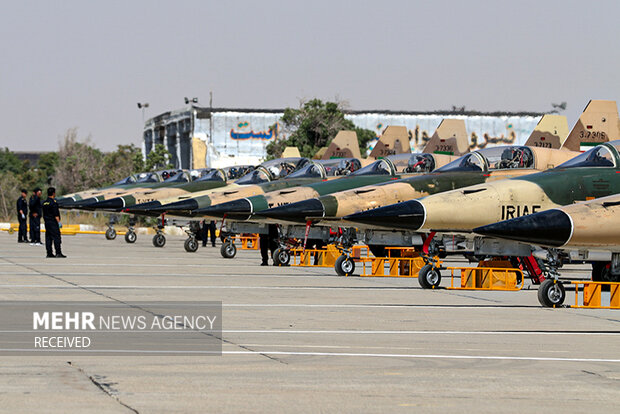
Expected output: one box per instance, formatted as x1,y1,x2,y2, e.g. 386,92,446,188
342,140,620,286
255,101,618,274
473,193,620,306
193,118,470,222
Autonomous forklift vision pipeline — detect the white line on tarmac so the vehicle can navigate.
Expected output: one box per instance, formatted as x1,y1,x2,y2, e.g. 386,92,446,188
0,285,414,290
0,349,617,362
223,329,620,335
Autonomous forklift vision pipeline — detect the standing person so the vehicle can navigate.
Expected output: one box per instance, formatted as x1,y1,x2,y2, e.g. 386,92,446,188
42,187,65,258
207,220,217,247
259,224,279,266
29,188,42,245
16,189,29,243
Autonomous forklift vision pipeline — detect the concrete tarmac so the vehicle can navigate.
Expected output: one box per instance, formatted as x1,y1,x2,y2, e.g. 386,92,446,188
1,233,619,413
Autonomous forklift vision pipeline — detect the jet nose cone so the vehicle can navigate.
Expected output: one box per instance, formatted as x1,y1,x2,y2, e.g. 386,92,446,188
473,209,572,247
126,201,162,213
66,197,99,209
343,200,426,230
56,197,74,207
255,198,325,223
90,197,126,211
159,199,199,212
194,199,252,219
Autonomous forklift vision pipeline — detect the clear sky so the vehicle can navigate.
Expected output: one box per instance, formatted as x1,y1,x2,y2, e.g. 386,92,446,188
1,0,618,152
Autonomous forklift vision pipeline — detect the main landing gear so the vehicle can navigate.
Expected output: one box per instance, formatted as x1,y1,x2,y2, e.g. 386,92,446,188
124,216,137,243
183,221,200,253
152,218,166,248
536,249,566,307
105,215,118,240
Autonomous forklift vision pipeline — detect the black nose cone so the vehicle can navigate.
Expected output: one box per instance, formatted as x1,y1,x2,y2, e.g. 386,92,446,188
89,197,126,211
255,198,325,223
194,199,252,220
158,198,199,213
343,200,426,230
125,201,163,216
474,209,572,247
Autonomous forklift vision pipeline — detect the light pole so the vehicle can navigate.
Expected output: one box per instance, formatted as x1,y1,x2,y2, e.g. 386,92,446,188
137,102,149,123
184,97,199,105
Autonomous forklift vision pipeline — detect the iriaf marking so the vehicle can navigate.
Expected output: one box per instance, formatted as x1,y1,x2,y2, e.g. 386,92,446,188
501,205,541,220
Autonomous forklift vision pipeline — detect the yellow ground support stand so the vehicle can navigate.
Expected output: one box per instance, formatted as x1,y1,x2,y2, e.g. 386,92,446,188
570,281,620,309
291,245,342,267
238,234,259,250
359,256,428,277
446,266,524,291
2,223,123,236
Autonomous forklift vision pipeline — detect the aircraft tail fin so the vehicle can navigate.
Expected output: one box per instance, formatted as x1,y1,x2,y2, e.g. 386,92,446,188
524,115,569,149
562,100,619,152
369,126,410,159
281,147,301,158
321,130,362,159
421,119,469,156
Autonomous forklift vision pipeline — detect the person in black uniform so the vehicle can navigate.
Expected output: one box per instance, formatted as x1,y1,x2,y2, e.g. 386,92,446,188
16,189,29,243
42,187,65,258
259,224,279,266
29,188,42,244
207,220,217,247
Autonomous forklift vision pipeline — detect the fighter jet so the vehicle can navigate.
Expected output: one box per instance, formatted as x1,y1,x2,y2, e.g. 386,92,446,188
342,140,620,287
193,119,471,221
129,126,416,217
473,194,620,306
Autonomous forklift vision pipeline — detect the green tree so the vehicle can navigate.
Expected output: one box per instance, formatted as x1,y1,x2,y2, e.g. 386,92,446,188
144,144,173,171
103,144,144,181
266,99,375,159
0,148,23,174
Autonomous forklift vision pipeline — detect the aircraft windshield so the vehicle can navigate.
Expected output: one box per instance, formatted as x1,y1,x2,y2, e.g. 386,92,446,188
385,153,413,170
162,170,189,183
259,158,309,179
286,163,324,179
351,159,392,176
135,172,161,183
436,153,485,172
318,158,361,176
235,168,271,185
404,154,436,173
224,165,254,180
557,145,616,169
478,146,534,170
193,169,226,182
113,175,137,186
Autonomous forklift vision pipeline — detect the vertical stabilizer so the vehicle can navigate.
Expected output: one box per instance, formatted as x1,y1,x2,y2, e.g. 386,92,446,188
321,130,362,159
422,119,469,156
524,115,569,149
369,126,411,158
562,100,619,152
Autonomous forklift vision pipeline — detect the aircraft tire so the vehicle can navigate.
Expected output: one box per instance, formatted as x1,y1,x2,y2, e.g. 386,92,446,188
220,241,237,259
152,233,166,248
335,255,355,276
124,231,137,244
592,262,618,282
537,279,566,307
184,238,198,253
105,228,116,240
273,248,290,266
418,265,441,289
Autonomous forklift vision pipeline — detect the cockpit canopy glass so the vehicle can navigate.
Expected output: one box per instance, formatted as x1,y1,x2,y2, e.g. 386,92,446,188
286,163,325,179
162,170,189,183
351,159,393,176
404,153,436,173
435,153,485,172
259,158,310,180
224,165,254,180
316,158,362,176
481,146,534,170
235,168,271,185
113,175,137,186
135,172,162,183
557,144,617,169
193,169,226,182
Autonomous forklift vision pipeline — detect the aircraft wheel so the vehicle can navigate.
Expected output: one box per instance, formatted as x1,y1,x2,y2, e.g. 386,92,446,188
220,241,237,259
418,264,441,289
592,262,618,282
184,238,198,253
124,231,137,244
152,233,166,248
273,248,290,266
105,228,117,240
335,255,355,276
538,279,565,307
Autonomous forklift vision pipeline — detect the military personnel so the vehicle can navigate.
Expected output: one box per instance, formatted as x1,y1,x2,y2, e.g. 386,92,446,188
16,189,29,243
42,187,65,258
201,220,217,247
29,188,42,245
259,224,279,266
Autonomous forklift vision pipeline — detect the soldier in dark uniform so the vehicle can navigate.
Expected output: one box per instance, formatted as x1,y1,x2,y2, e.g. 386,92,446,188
42,187,65,258
29,188,42,244
259,224,279,266
16,189,29,243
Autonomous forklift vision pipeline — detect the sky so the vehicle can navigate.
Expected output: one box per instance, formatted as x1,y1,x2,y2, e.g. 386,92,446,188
1,0,619,152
